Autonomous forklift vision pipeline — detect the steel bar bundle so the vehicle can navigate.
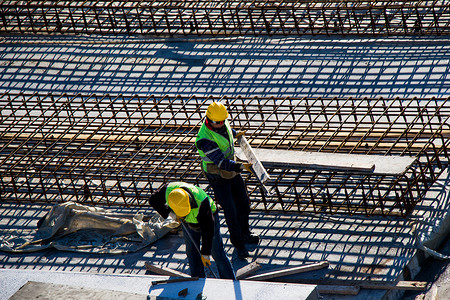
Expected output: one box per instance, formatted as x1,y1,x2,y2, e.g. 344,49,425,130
1,1,449,36
1,93,449,216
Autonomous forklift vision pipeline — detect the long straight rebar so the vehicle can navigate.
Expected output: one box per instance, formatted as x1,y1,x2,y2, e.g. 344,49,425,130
1,1,449,36
1,93,449,217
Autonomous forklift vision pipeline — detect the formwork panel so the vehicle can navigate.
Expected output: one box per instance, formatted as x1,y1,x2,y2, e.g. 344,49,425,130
1,93,449,216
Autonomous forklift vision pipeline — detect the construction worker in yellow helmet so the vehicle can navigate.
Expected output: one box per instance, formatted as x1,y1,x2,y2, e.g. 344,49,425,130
148,181,235,279
195,102,259,260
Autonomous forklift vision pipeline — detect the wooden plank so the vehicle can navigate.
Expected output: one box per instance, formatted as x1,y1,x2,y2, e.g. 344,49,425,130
236,261,262,280
245,261,329,281
237,136,271,184
144,262,190,278
317,285,360,295
235,147,416,175
361,280,428,291
271,278,428,291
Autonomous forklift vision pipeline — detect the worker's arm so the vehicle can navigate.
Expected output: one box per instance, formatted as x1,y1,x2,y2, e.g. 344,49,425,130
147,184,171,218
197,138,242,172
196,199,215,256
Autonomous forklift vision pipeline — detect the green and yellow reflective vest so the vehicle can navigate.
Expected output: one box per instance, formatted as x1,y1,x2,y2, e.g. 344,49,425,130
165,182,216,224
195,119,235,173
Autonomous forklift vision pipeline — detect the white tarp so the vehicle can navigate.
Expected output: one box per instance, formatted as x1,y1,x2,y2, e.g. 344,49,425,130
0,201,178,254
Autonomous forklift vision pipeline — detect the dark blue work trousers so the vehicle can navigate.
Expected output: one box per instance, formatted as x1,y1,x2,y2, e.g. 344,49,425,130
181,213,235,279
205,173,251,249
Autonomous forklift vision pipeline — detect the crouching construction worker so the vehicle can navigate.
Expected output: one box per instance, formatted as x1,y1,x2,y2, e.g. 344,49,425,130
195,102,259,260
148,181,236,279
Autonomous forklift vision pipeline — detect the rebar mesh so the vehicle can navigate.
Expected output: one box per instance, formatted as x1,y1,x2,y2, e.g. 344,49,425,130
1,93,449,216
1,1,449,36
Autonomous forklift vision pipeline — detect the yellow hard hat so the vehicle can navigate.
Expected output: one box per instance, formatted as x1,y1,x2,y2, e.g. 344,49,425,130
168,188,191,217
206,102,229,122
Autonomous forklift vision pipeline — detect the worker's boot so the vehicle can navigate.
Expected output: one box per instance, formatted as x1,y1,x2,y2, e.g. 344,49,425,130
243,233,260,244
236,246,250,260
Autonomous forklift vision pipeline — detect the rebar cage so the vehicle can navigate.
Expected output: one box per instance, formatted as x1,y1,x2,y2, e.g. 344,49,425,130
1,93,449,216
1,1,449,36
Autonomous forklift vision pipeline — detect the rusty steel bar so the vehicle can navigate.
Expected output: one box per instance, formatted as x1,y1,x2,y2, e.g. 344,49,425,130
1,93,449,216
0,1,449,36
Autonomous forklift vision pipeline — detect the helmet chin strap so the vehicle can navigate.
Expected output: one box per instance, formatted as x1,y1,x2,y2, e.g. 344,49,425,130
205,117,213,129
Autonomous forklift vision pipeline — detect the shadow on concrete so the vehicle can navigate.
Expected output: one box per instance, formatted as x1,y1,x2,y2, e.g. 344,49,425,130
0,35,449,99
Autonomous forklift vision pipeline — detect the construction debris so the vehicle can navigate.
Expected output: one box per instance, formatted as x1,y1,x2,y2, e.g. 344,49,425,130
236,261,262,280
145,263,190,278
196,292,207,300
361,280,428,291
151,277,199,287
0,202,176,254
317,285,360,296
178,288,189,297
315,281,428,296
274,279,428,291
245,261,329,281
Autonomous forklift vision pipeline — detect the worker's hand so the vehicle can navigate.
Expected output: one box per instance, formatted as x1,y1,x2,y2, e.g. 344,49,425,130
165,211,180,229
233,162,244,173
168,211,178,221
242,163,253,173
201,255,211,267
235,131,246,139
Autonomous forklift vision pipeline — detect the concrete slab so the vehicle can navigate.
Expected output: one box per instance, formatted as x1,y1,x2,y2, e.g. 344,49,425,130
1,269,319,300
236,148,416,175
10,281,148,300
150,277,319,300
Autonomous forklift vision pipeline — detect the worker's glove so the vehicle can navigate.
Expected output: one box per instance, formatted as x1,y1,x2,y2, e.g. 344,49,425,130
242,163,253,173
233,163,244,173
168,211,177,220
235,131,246,139
165,211,180,229
201,255,211,267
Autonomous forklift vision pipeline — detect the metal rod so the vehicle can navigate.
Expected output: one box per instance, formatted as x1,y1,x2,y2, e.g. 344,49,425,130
1,1,449,36
179,221,218,279
1,93,449,217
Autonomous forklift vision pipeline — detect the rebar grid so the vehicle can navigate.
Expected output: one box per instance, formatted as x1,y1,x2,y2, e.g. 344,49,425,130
1,1,449,36
1,93,449,216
